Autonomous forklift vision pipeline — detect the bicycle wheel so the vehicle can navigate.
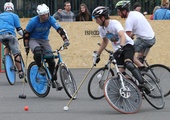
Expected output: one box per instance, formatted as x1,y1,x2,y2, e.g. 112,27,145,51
27,62,50,97
88,67,114,100
4,54,16,85
142,72,165,109
104,76,142,114
148,64,170,97
60,64,77,99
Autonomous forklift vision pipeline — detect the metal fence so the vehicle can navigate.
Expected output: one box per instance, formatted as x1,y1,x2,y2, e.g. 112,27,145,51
0,0,162,18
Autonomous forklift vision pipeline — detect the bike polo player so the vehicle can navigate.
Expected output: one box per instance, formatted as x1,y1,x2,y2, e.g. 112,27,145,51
23,3,70,90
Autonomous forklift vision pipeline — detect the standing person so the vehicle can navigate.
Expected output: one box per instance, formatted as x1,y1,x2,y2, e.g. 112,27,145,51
133,2,147,15
0,2,24,79
150,6,160,20
53,1,75,22
75,3,92,21
92,6,149,92
115,1,156,71
23,3,70,90
154,0,170,20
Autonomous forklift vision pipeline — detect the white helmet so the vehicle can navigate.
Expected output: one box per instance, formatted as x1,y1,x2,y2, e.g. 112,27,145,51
37,3,49,15
4,2,14,11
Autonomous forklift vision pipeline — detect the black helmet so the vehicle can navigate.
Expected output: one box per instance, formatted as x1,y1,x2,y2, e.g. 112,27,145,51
115,1,130,10
92,6,109,18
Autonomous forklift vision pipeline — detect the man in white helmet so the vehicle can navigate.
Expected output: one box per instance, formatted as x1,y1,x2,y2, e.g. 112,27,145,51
0,2,24,79
23,3,70,90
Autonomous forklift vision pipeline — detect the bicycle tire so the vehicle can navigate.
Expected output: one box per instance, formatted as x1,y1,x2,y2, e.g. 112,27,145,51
4,54,16,85
104,76,142,114
60,64,77,99
142,72,165,109
148,64,170,97
27,62,50,97
88,67,114,100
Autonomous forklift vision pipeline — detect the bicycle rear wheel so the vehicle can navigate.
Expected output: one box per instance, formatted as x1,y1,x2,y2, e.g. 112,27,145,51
142,72,165,109
27,62,50,97
4,54,16,85
88,67,114,100
60,64,77,99
104,76,142,114
148,64,170,97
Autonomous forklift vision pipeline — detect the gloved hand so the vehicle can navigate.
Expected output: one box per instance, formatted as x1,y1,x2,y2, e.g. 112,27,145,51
25,46,29,55
114,47,123,58
63,40,70,48
93,51,100,66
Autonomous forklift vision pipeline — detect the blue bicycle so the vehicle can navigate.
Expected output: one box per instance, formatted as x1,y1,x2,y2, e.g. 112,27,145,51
27,45,77,98
3,38,26,85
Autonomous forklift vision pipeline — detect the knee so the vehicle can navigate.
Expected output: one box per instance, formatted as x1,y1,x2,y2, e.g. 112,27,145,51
124,61,136,71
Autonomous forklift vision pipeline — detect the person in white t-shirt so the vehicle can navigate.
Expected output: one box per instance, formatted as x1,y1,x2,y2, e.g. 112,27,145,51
115,1,156,71
92,6,148,88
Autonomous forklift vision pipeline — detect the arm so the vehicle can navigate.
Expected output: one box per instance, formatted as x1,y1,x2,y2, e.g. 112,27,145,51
97,37,109,55
126,31,134,39
118,30,126,47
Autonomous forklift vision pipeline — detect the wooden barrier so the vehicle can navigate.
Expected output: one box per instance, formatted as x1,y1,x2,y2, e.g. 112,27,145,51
19,17,170,68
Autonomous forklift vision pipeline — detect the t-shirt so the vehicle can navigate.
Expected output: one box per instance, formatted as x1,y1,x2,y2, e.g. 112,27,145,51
125,11,155,39
0,12,21,36
99,20,134,51
26,16,61,40
154,8,170,20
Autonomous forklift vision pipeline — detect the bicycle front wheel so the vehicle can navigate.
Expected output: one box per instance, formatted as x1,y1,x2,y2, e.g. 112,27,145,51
142,72,165,109
148,64,170,97
104,76,142,114
4,54,16,85
88,67,114,100
27,62,50,97
60,64,77,99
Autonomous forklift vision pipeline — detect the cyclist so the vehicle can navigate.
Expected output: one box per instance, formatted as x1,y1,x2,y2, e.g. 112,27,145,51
23,3,70,90
115,1,156,71
92,6,150,94
0,2,24,79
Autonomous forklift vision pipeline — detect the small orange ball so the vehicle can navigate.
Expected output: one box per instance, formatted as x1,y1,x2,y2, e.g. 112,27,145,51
24,106,29,111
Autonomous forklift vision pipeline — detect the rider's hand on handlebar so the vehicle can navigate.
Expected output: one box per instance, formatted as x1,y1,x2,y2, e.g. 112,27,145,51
63,40,70,48
93,51,100,66
114,47,123,58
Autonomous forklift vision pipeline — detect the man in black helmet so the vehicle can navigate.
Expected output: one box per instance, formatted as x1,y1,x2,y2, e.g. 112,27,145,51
92,6,150,94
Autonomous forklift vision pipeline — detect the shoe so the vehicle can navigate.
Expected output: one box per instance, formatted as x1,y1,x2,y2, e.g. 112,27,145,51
138,66,148,72
138,84,151,95
19,72,24,79
38,67,46,76
52,81,63,91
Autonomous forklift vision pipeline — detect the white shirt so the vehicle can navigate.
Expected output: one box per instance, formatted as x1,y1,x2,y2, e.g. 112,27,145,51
125,11,155,39
99,20,134,51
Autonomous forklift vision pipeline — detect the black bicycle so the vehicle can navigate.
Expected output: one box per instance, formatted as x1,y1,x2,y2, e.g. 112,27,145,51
27,45,77,99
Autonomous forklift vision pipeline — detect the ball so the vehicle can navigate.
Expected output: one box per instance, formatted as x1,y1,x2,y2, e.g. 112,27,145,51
24,106,29,111
63,106,69,111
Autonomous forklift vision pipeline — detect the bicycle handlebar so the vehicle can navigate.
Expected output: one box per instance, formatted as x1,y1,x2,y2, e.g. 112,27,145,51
97,42,113,54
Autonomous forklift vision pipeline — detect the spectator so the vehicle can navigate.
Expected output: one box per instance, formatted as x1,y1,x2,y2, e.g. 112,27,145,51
154,0,170,20
75,3,92,21
53,1,75,22
0,2,24,79
133,2,147,15
150,6,160,20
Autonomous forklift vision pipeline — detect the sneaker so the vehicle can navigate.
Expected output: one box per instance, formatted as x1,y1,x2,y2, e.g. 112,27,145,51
138,66,148,72
138,84,151,95
19,72,24,79
52,81,63,91
38,67,46,76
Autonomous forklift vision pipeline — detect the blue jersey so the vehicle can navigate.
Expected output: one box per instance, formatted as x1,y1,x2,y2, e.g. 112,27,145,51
154,8,170,20
26,16,61,40
0,12,21,36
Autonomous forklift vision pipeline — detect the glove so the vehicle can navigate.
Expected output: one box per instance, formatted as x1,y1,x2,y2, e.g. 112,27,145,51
93,51,100,66
63,40,70,48
114,47,123,58
25,46,29,55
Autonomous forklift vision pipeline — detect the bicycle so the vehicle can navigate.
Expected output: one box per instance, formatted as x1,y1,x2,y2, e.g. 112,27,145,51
138,48,170,97
27,45,77,99
88,43,165,113
2,38,26,85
